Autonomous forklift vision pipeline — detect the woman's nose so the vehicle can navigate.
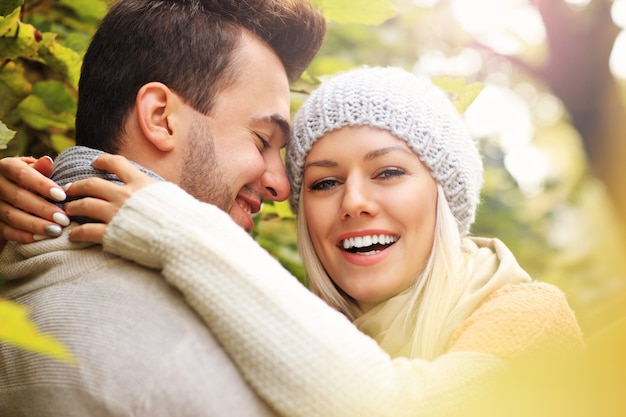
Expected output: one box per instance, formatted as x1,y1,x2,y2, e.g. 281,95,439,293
340,179,377,220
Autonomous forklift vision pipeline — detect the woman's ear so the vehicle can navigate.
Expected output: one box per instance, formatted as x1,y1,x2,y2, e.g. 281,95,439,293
135,82,184,152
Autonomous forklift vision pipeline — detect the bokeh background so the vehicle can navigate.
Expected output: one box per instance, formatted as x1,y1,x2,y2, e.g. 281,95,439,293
264,0,626,340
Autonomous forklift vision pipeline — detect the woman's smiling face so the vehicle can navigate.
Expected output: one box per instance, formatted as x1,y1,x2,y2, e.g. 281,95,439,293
302,126,438,312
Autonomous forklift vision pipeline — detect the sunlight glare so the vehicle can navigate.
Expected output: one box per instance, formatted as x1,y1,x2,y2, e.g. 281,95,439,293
611,0,626,79
413,0,440,7
464,84,545,194
610,31,626,80
413,49,482,77
613,0,626,28
564,0,592,8
450,0,545,55
464,84,534,152
533,93,564,127
504,145,548,196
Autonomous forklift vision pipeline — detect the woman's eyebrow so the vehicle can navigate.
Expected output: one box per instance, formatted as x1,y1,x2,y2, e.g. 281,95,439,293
364,146,413,161
304,159,338,170
305,146,413,171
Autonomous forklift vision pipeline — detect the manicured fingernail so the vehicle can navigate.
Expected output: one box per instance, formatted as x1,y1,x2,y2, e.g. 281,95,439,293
44,224,62,237
91,156,101,166
42,155,54,163
63,182,72,191
50,187,66,202
52,212,70,226
33,234,50,241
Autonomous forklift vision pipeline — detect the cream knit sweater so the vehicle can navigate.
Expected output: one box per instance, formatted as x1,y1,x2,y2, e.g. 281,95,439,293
103,182,584,417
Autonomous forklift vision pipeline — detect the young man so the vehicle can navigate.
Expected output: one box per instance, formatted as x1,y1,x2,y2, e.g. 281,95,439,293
0,0,325,415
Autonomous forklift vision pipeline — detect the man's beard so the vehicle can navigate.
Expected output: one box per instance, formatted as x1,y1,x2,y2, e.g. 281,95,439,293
179,119,232,212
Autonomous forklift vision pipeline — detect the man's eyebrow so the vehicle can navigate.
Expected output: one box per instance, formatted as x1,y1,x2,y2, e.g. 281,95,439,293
254,115,291,140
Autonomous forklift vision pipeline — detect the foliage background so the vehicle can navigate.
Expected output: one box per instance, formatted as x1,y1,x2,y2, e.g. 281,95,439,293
1,0,625,373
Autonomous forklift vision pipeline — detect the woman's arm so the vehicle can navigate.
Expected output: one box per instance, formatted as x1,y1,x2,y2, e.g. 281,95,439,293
0,156,68,243
104,182,504,417
68,155,505,417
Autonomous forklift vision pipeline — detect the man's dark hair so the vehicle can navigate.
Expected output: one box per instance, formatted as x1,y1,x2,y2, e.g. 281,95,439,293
75,0,326,152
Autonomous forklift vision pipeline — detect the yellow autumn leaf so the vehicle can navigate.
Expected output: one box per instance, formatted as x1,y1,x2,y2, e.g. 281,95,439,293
0,298,75,364
431,76,467,94
432,76,485,113
453,82,485,113
38,32,82,90
0,8,39,60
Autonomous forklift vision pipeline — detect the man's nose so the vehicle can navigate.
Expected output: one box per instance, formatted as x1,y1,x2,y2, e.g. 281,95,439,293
262,158,290,202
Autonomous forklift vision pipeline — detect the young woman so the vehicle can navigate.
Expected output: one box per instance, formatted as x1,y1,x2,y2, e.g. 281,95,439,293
0,67,584,416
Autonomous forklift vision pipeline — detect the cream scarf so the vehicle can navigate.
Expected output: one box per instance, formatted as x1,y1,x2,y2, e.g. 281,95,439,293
353,237,531,359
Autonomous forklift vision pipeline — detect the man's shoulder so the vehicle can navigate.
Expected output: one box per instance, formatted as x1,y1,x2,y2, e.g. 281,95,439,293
0,249,277,417
15,247,212,342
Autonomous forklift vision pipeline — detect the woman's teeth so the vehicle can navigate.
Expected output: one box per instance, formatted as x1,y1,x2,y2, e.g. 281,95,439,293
342,234,398,250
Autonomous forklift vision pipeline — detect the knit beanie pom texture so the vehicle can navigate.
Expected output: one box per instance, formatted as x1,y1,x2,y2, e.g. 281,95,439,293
286,66,483,236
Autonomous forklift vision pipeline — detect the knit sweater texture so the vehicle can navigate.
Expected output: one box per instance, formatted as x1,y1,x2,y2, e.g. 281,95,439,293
0,147,276,417
101,181,586,417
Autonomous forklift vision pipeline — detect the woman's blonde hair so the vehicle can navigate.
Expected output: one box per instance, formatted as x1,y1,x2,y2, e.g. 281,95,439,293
297,183,474,359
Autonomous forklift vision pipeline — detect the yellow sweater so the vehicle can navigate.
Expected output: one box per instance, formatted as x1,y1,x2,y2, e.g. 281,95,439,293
449,281,585,359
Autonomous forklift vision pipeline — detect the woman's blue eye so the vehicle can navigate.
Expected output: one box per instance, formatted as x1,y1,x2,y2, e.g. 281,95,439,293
377,168,405,179
310,178,337,191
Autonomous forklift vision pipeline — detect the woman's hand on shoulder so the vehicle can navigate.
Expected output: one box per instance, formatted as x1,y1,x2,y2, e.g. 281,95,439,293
67,154,156,244
0,155,69,243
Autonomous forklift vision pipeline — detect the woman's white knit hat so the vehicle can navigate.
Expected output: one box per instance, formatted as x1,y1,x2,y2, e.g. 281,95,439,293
286,66,483,236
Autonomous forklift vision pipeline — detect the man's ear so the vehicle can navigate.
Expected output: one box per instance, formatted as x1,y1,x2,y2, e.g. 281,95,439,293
135,82,184,152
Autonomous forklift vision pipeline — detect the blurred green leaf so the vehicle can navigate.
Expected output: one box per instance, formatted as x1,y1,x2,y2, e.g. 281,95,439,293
1,128,27,155
33,80,77,114
0,0,22,17
0,60,31,114
38,32,82,89
17,94,75,131
61,31,92,55
307,55,356,78
274,200,296,219
0,120,15,149
50,132,75,153
313,0,397,25
58,0,107,21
